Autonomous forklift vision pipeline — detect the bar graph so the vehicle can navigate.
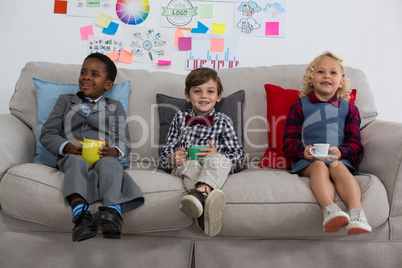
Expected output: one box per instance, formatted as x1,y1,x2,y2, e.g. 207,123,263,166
186,34,240,70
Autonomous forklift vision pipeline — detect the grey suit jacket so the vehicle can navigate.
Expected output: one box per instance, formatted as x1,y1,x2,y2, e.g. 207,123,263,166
40,93,131,159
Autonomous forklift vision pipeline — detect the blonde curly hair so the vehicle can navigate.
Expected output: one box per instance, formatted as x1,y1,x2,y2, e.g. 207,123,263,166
300,51,351,101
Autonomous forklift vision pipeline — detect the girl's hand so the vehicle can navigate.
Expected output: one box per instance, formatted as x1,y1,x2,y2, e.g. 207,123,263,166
198,140,219,161
328,146,341,161
63,140,83,155
304,145,314,162
99,137,118,158
169,147,187,166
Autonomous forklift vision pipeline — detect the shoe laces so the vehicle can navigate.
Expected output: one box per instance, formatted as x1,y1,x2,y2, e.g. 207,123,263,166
186,187,209,200
73,203,91,223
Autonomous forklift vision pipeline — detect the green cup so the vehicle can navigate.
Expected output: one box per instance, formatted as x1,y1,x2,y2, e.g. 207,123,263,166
187,146,210,161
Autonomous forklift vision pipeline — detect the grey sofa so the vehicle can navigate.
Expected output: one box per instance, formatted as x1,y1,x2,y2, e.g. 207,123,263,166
0,61,401,268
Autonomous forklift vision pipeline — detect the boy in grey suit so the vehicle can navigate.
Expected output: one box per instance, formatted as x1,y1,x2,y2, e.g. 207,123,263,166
40,53,144,242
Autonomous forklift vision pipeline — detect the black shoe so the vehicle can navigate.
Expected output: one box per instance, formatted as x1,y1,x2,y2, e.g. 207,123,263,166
92,206,123,239
72,211,97,242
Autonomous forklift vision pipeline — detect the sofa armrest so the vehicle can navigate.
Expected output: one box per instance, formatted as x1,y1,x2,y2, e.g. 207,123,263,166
360,120,402,240
0,114,35,181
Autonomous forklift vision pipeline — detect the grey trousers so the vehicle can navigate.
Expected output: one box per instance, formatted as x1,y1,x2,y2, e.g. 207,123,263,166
58,155,144,213
171,153,232,190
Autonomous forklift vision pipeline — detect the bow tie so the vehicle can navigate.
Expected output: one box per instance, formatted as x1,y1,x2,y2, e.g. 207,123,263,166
77,91,96,103
185,115,214,127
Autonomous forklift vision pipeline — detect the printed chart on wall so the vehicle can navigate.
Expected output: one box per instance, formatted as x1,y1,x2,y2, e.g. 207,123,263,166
234,0,287,37
187,34,240,70
161,0,199,28
88,36,123,55
123,26,174,64
67,0,118,17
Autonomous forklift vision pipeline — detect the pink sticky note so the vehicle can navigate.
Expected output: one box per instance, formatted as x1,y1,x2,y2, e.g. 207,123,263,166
119,49,133,64
265,22,279,36
106,50,119,61
210,38,224,52
80,25,94,41
174,29,185,46
158,60,171,65
178,37,192,50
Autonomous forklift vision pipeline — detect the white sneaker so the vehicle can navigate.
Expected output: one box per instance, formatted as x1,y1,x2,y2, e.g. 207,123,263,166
180,189,207,219
322,203,350,233
346,208,372,235
203,189,226,237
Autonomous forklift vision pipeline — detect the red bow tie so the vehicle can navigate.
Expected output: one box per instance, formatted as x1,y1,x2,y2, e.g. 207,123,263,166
185,115,214,127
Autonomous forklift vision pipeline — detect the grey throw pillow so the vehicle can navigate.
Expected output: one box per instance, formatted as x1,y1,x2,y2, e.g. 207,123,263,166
156,90,245,155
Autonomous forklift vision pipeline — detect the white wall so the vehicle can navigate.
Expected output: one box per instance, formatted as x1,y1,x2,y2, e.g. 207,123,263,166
1,0,401,123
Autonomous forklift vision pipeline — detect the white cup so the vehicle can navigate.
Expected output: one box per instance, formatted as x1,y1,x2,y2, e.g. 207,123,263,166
309,143,330,156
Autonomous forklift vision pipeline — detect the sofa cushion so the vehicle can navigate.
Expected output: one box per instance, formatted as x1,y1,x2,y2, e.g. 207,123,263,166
156,90,245,154
32,77,131,168
0,163,192,233
219,168,389,238
258,84,357,170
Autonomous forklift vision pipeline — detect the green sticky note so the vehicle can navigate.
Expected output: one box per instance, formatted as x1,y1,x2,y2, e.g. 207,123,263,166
87,0,100,7
200,4,213,19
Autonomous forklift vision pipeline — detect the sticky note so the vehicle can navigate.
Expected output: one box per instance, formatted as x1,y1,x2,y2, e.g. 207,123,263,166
174,29,185,46
178,37,192,50
103,21,119,35
200,4,213,18
96,13,113,28
210,38,224,52
54,0,67,14
178,27,192,31
80,25,94,41
158,60,171,65
87,0,100,7
265,22,280,36
106,50,119,61
211,23,226,34
191,21,209,34
119,49,133,64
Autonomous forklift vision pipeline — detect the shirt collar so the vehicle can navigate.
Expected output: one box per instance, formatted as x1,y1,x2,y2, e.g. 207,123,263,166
309,92,340,107
190,108,216,117
84,95,103,103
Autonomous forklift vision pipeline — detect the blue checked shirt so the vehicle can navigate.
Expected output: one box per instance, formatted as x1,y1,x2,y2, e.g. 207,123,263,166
160,109,245,172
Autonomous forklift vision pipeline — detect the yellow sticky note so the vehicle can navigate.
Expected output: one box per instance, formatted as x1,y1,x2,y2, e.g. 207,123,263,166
119,49,133,64
210,38,224,52
96,12,113,28
211,23,226,34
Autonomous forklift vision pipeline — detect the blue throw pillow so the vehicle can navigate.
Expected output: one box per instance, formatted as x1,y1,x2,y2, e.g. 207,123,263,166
33,77,131,168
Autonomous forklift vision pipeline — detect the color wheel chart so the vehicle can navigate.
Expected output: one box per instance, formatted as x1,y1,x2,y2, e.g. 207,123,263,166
116,0,150,25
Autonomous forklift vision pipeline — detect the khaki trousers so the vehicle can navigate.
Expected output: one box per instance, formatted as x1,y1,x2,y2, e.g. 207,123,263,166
171,153,232,190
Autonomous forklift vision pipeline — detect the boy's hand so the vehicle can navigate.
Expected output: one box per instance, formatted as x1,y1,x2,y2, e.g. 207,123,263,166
63,140,83,155
99,137,118,158
169,147,187,166
198,140,218,161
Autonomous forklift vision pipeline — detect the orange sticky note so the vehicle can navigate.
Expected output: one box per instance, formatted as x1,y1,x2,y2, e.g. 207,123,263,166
54,0,67,14
107,50,119,61
210,38,224,52
174,29,185,46
119,49,133,64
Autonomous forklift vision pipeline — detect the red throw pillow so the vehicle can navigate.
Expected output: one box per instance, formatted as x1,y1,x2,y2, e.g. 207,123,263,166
258,84,357,169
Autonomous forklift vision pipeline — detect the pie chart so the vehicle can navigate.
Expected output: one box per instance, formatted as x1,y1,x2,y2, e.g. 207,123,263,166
116,0,150,25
